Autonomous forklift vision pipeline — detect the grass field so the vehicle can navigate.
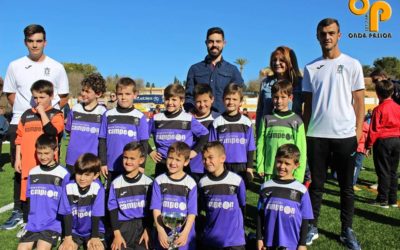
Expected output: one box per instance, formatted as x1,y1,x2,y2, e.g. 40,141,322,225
0,139,399,249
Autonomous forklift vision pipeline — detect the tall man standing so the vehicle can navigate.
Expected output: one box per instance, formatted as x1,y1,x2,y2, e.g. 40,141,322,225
1,24,69,231
302,18,364,250
185,27,244,113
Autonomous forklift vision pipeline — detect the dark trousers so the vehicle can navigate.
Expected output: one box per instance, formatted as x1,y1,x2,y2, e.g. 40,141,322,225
373,137,400,204
8,124,22,212
307,136,357,230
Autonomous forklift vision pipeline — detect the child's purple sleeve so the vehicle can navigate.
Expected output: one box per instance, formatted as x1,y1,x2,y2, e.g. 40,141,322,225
191,117,209,137
26,175,31,199
98,112,108,139
187,185,198,215
59,185,71,215
238,179,246,207
93,185,105,217
65,110,73,132
148,118,155,138
138,115,150,141
209,124,218,142
301,190,314,220
247,125,256,151
107,183,118,211
150,180,162,211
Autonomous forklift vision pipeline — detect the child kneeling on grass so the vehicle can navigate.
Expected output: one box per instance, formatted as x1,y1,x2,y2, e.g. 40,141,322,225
58,153,106,250
17,135,70,250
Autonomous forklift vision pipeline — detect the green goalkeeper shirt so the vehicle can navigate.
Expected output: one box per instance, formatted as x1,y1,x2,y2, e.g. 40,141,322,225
256,110,307,182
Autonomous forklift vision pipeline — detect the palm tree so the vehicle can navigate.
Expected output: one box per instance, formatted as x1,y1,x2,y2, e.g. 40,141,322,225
235,58,248,75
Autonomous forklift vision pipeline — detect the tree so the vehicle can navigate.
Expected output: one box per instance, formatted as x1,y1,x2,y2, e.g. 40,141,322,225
362,65,373,77
173,76,182,85
151,83,155,88
373,57,400,79
247,79,261,92
146,82,151,88
235,58,248,75
105,74,120,92
67,71,85,97
63,63,97,76
135,78,145,90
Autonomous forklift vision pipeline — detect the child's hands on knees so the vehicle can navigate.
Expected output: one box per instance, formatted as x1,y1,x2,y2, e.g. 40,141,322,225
111,230,126,250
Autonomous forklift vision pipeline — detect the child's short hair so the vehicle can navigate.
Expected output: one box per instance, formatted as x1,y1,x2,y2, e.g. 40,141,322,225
271,79,293,96
74,153,101,175
164,83,185,100
194,83,213,98
375,80,394,99
275,144,300,164
223,83,243,100
116,77,137,93
81,73,106,95
369,68,388,79
35,134,57,150
202,141,226,155
123,142,145,158
24,24,46,40
168,142,191,161
30,79,54,96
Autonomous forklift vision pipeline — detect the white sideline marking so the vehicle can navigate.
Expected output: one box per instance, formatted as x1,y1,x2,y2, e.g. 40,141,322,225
0,203,13,214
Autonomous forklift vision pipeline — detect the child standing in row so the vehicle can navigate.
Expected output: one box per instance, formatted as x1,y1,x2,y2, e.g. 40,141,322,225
198,141,246,250
256,79,307,182
210,83,255,185
257,144,313,250
151,142,197,250
190,84,219,182
65,73,107,173
59,153,106,250
149,84,209,177
99,77,149,184
17,135,70,250
108,142,153,250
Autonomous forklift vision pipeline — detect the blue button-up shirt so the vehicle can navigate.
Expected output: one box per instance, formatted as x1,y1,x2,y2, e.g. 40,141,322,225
185,56,244,113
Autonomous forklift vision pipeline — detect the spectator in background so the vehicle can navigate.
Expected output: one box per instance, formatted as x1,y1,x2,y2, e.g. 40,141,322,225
370,69,400,105
107,91,118,109
242,107,249,118
185,27,244,113
255,46,303,135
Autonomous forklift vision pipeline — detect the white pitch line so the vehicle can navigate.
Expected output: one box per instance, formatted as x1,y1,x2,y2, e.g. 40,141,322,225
0,203,13,214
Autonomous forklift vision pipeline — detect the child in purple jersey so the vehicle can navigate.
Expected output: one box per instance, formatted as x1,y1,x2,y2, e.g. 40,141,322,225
151,142,197,250
190,83,218,182
198,141,246,250
59,154,106,250
99,77,149,185
210,83,255,186
108,142,153,250
149,84,209,177
65,73,107,174
257,144,313,250
18,135,70,250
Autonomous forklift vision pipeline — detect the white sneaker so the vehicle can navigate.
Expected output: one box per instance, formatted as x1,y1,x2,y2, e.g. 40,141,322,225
16,223,27,238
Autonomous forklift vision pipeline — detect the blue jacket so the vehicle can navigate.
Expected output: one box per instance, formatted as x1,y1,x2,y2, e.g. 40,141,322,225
185,56,244,113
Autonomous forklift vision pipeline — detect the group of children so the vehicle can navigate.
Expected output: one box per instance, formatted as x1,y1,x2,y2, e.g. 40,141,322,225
11,70,399,250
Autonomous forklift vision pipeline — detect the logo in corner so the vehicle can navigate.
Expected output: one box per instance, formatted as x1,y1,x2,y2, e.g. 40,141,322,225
348,0,392,38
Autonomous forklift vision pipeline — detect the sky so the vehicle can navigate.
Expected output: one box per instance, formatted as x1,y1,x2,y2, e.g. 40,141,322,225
1,0,399,86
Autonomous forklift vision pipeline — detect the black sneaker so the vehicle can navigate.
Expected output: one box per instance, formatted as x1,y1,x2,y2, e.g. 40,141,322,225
340,228,361,250
369,200,389,208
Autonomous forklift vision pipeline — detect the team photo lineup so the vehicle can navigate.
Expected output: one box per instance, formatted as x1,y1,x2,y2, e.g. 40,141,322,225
0,16,399,250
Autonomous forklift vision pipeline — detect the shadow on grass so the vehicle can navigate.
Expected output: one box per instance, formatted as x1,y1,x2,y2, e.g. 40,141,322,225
323,187,372,203
0,153,10,171
321,199,400,227
317,227,341,244
245,204,258,230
